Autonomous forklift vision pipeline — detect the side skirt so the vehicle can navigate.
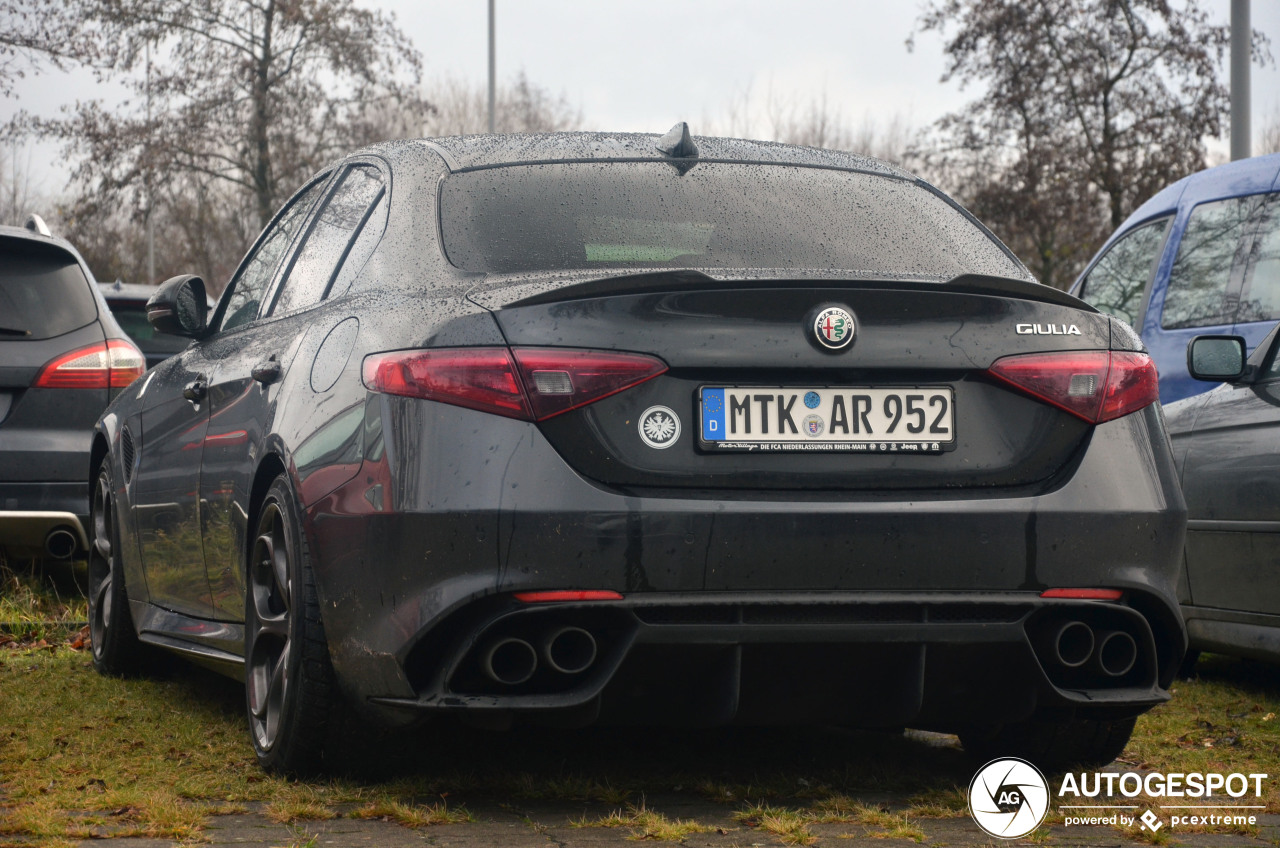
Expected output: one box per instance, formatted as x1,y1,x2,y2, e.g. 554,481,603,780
1184,604,1280,663
132,600,245,679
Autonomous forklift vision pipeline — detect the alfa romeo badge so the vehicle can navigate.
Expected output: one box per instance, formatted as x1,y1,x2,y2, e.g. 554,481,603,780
813,306,856,350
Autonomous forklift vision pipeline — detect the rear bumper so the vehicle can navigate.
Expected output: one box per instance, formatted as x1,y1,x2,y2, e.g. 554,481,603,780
0,482,90,556
304,397,1186,729
371,591,1172,729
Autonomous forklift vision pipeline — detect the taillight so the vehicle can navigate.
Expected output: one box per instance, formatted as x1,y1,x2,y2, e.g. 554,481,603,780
361,347,668,421
32,339,146,389
510,348,668,419
987,350,1158,424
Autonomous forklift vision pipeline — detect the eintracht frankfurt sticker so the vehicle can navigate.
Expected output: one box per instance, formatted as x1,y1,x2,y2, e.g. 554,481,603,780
638,406,680,449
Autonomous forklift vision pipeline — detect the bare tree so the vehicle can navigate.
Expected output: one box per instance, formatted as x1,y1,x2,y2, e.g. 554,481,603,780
1260,110,1280,155
0,0,116,96
364,71,583,139
60,174,254,293
0,142,46,226
913,0,1269,288
703,79,918,167
22,0,427,231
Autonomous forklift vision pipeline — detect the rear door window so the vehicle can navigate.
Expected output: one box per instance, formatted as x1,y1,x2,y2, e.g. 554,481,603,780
0,240,96,340
267,165,385,316
1161,195,1266,329
1077,218,1169,326
218,177,330,332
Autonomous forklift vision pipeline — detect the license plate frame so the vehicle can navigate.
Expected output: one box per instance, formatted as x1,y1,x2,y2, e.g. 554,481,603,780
697,386,956,453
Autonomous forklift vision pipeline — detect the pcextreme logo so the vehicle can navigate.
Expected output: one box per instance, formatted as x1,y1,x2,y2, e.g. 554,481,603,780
968,763,1270,837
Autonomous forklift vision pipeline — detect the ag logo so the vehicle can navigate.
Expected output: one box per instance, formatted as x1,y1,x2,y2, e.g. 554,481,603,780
813,306,856,350
968,758,1050,839
638,406,681,449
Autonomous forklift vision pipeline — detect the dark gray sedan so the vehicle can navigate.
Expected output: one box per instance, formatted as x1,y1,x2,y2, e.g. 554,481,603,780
89,127,1186,774
1167,329,1280,669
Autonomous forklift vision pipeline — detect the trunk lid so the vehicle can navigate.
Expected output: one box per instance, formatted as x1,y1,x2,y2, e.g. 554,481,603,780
471,272,1111,492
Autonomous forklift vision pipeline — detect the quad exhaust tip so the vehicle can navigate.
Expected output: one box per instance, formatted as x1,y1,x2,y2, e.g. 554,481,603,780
1053,620,1095,668
44,527,78,560
543,626,597,675
1097,630,1138,677
482,638,538,685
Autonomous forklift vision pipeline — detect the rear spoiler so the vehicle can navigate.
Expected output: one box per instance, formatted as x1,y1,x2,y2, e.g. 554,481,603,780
469,269,1096,312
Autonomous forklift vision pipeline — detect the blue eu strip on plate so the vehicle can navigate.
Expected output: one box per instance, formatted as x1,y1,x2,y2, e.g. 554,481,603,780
701,388,726,441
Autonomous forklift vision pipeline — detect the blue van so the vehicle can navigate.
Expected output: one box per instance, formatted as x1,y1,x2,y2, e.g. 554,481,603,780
1070,153,1280,402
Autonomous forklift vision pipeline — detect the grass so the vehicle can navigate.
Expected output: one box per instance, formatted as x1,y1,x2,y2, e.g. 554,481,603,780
573,802,714,841
1124,654,1280,805
3,560,1280,844
733,803,816,845
0,559,87,643
347,799,472,827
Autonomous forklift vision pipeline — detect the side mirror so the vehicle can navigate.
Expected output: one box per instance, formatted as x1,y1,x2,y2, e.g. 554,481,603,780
147,275,209,338
1187,334,1247,382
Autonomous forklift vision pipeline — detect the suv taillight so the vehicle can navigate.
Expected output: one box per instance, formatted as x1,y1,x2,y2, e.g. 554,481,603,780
362,347,668,421
32,339,146,389
987,350,1158,424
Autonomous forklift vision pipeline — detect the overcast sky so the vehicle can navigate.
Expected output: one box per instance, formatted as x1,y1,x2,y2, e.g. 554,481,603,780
3,0,1279,196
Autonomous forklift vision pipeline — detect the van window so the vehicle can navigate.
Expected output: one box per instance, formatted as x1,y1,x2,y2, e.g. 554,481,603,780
1161,196,1265,330
1078,219,1168,326
1237,193,1280,325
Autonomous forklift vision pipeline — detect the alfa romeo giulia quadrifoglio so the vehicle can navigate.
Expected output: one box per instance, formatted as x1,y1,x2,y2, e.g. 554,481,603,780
89,126,1186,773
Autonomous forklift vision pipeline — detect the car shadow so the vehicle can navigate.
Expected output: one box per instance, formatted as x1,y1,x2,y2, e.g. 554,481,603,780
161,657,978,800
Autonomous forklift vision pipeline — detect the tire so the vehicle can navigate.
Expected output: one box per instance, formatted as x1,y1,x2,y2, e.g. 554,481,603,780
244,474,345,774
959,716,1136,770
88,459,147,676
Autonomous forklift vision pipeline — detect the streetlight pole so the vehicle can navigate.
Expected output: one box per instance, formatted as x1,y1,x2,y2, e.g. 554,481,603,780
146,39,155,283
487,0,495,134
1231,0,1251,161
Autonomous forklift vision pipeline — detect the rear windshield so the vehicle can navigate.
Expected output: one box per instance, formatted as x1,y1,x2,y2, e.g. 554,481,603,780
106,300,191,355
0,239,96,339
439,162,1028,279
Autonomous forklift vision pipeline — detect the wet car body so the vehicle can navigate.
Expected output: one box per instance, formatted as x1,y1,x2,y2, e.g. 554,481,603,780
1166,324,1280,665
92,131,1186,771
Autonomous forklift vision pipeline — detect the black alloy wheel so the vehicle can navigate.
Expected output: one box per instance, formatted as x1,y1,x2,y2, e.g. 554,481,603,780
88,460,145,675
245,474,339,773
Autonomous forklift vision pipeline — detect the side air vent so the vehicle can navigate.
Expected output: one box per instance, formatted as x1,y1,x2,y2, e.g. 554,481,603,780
121,426,135,484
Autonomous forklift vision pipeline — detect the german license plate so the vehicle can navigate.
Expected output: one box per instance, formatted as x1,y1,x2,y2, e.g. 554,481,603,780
699,387,955,453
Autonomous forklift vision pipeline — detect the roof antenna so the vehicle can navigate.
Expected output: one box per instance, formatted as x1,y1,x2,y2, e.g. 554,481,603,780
24,213,51,236
656,122,698,158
